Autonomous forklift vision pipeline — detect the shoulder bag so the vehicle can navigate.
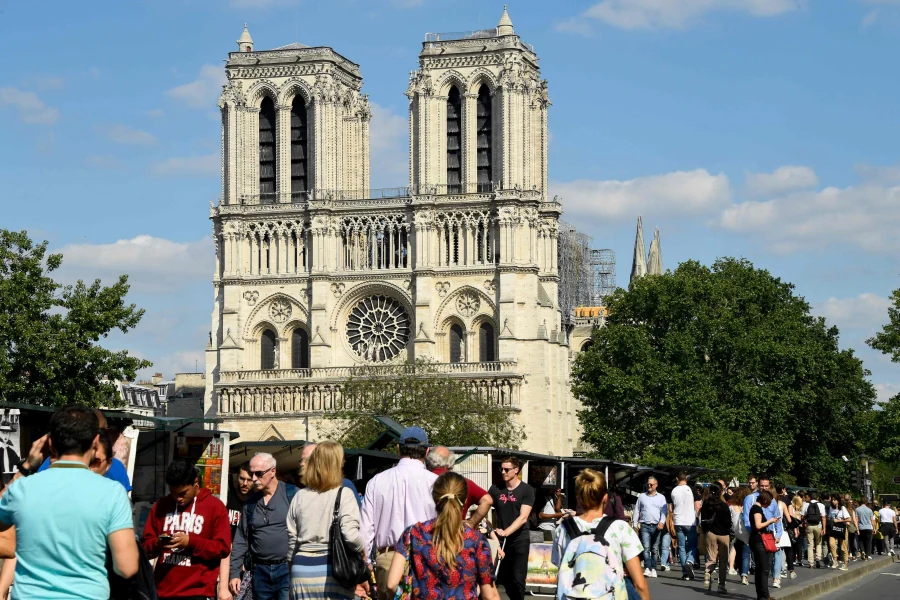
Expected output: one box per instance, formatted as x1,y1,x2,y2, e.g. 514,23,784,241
329,487,371,589
393,539,413,600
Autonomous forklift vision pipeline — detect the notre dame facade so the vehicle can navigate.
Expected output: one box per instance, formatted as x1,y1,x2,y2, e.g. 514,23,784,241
205,8,583,455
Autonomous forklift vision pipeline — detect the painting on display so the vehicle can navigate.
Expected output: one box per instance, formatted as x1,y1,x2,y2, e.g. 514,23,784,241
0,409,21,474
526,542,558,587
171,433,231,501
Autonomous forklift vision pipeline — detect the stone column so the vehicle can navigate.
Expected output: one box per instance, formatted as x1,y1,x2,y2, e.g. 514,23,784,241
277,104,291,202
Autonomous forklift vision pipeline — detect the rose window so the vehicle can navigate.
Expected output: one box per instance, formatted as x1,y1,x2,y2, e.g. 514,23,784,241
456,292,480,317
346,295,411,362
269,299,292,323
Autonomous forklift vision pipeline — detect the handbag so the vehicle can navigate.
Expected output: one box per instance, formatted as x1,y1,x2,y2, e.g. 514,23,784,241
760,532,778,553
829,522,846,538
393,541,413,600
329,487,371,589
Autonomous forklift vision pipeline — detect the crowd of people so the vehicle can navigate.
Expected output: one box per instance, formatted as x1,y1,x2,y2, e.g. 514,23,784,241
0,404,897,600
629,472,900,600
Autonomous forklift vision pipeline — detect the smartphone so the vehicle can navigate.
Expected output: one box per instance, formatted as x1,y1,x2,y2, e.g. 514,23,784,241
158,534,173,544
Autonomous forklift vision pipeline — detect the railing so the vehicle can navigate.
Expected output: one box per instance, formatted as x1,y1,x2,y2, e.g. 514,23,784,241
425,29,498,42
218,361,519,383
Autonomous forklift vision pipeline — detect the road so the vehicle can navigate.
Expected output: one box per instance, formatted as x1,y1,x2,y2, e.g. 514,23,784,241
818,558,900,599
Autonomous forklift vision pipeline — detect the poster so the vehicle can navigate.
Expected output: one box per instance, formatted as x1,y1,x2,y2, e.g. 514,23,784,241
171,433,230,501
0,409,21,474
526,542,558,587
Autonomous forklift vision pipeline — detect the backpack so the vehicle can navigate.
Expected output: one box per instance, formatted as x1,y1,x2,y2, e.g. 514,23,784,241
243,483,299,568
557,516,627,600
109,536,158,600
806,502,822,526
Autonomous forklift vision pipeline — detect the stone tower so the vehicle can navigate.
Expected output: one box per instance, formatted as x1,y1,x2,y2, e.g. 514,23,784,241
206,12,578,455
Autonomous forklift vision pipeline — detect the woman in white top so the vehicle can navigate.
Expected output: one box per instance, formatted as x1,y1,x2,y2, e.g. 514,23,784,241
287,440,365,600
551,469,649,600
828,496,852,571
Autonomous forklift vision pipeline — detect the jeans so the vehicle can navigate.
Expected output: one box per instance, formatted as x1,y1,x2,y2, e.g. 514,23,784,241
659,530,672,567
252,562,290,600
772,548,783,580
734,539,750,576
640,524,662,570
751,539,771,600
675,525,697,577
497,537,529,600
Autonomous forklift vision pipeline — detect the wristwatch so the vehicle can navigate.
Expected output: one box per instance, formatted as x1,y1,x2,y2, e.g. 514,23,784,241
15,459,35,476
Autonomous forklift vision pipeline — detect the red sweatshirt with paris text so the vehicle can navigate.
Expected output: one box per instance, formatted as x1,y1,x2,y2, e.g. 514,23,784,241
142,487,231,598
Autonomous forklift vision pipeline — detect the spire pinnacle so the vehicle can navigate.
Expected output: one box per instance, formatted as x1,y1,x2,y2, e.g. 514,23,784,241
630,216,647,287
647,227,663,275
498,5,514,36
237,24,254,52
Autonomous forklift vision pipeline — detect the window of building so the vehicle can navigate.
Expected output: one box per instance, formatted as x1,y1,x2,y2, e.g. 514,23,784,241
261,329,277,369
290,96,308,199
292,328,309,369
476,85,492,192
479,322,495,362
259,97,277,203
581,340,593,353
449,323,464,364
447,87,462,194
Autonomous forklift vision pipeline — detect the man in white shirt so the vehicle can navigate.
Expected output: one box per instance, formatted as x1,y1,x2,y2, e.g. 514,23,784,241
361,426,438,600
802,492,827,568
670,470,699,581
877,501,898,555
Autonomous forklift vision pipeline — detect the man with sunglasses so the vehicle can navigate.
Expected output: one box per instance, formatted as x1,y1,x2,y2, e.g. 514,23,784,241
229,452,298,600
632,476,668,578
488,457,535,600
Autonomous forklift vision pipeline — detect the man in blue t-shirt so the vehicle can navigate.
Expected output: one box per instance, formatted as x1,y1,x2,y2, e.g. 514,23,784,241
0,405,139,599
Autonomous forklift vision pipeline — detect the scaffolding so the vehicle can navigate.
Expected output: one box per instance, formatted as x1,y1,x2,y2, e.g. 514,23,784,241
557,223,617,325
590,248,617,305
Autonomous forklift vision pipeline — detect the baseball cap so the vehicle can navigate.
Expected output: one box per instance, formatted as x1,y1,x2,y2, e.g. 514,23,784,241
399,426,428,447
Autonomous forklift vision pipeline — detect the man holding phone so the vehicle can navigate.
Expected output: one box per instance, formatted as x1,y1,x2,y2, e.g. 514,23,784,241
142,460,231,599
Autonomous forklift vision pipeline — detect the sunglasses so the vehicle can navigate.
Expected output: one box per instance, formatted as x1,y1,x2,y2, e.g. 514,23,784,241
251,467,274,479
90,457,109,468
500,467,517,473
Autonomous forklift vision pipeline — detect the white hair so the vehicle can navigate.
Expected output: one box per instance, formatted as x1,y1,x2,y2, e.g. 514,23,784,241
425,446,456,470
252,452,276,469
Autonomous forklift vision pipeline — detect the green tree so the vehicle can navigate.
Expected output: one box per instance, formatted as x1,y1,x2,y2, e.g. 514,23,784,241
321,360,523,450
572,258,875,489
0,230,151,407
866,287,900,465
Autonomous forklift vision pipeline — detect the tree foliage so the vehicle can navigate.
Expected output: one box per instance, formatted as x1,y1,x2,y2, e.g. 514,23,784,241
0,230,151,407
866,288,900,465
572,258,875,489
321,360,523,450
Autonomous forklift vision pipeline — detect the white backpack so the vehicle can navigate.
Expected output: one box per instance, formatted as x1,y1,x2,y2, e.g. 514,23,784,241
556,516,627,600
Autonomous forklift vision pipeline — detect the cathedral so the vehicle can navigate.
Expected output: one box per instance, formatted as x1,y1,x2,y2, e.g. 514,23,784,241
205,7,582,455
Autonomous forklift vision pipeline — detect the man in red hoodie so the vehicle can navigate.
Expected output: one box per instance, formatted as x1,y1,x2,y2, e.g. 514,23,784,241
143,459,231,599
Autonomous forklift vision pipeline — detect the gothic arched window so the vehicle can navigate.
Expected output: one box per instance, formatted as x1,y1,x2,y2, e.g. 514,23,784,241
449,324,464,364
261,329,277,370
479,322,495,362
259,97,277,203
290,95,308,198
447,87,462,194
581,340,594,353
292,328,309,369
476,85,492,192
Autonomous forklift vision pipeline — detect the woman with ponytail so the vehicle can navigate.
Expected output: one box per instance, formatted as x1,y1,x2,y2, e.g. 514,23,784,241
387,472,500,600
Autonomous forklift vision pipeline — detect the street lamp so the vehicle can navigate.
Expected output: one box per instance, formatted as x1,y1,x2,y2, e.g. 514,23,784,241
860,454,872,501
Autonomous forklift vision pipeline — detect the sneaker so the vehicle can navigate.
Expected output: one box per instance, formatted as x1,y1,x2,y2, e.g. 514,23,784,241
687,562,695,580
728,568,737,575
740,576,749,585
659,565,670,572
650,569,658,578
773,579,781,589
815,560,821,569
789,571,797,579
704,571,711,585
839,563,848,571
644,568,652,577
717,585,728,595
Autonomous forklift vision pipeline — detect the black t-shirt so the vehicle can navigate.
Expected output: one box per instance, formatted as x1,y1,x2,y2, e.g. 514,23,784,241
749,504,766,540
227,487,246,540
489,482,536,543
700,500,732,536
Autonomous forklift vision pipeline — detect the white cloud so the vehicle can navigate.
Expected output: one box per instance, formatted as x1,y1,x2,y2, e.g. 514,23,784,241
875,382,900,404
0,86,59,125
555,18,594,37
166,65,226,109
719,181,900,254
854,162,900,185
580,0,800,30
145,108,165,118
152,154,220,177
369,103,409,188
58,235,212,281
136,350,207,380
30,76,65,92
745,165,818,196
552,169,732,220
83,154,124,170
816,293,892,331
102,124,158,146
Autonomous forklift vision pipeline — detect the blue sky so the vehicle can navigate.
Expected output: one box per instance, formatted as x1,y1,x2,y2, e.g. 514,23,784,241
3,0,900,399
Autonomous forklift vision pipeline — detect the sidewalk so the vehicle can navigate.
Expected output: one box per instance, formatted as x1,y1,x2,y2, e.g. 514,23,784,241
643,554,895,599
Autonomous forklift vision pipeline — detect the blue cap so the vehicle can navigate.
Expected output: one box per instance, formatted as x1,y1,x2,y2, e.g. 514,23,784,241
399,426,429,447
